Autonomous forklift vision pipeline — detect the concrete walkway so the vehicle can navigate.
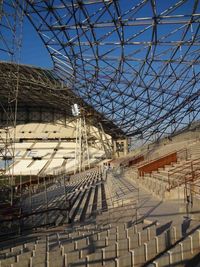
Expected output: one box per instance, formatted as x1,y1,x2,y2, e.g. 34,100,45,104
110,170,200,232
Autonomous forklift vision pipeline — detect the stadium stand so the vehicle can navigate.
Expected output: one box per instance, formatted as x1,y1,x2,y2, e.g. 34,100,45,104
1,164,200,266
1,125,200,261
0,123,106,177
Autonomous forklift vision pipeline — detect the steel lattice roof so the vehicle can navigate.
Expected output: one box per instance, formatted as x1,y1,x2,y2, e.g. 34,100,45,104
1,0,200,142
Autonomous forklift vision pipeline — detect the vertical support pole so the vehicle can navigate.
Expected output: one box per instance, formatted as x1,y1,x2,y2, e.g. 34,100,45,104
179,242,184,260
144,243,148,261
64,254,67,267
74,118,79,174
189,235,193,254
79,118,82,173
168,251,173,265
115,258,119,267
29,175,33,224
155,236,159,253
130,250,134,267
101,248,105,266
20,174,22,204
168,172,170,191
83,116,90,170
115,242,119,258
44,177,48,227
138,232,141,246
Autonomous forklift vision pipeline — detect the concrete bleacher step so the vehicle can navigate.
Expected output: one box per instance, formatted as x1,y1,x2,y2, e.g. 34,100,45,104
104,182,113,210
31,239,46,267
64,222,175,267
74,188,91,222
135,153,200,198
79,187,93,222
70,189,87,222
85,186,96,220
2,193,198,267
102,225,180,267
148,227,200,267
91,183,99,216
96,182,102,213
0,238,40,267
69,190,81,207
4,158,200,267
101,183,108,211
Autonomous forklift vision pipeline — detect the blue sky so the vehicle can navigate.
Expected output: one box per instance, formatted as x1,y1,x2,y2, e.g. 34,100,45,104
20,17,53,69
19,0,196,70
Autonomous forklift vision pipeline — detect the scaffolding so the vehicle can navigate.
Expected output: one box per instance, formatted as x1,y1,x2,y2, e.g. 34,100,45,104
0,0,25,205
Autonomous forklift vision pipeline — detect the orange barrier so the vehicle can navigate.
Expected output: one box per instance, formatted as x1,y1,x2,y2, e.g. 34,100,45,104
138,152,177,176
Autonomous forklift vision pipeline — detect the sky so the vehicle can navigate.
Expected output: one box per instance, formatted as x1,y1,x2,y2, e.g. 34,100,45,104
20,17,53,69
18,0,196,70
20,0,198,68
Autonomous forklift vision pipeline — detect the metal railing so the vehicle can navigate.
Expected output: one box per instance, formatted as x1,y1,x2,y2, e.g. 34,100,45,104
138,152,177,176
167,157,200,191
137,148,188,176
0,206,68,237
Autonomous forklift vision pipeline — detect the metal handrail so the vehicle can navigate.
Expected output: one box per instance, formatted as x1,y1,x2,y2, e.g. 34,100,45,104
138,148,188,169
168,156,200,177
168,158,200,190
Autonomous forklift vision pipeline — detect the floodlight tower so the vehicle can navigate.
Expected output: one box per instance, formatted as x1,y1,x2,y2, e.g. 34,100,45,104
72,104,90,174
